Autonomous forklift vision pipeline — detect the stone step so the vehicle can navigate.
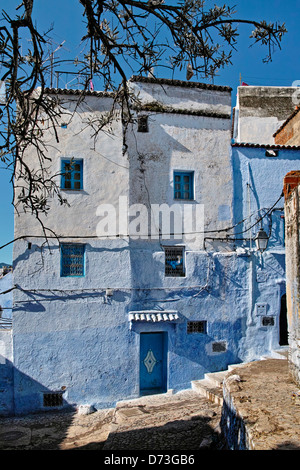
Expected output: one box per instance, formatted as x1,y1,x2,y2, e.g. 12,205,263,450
191,347,288,406
191,369,231,406
191,379,224,406
272,347,289,359
191,363,249,405
204,370,228,387
192,349,289,408
260,349,289,361
228,362,249,371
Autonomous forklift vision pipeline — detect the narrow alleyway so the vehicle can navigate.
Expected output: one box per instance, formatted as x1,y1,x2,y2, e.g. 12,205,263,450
0,390,225,451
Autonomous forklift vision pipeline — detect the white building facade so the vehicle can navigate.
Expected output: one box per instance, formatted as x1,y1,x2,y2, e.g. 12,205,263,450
7,77,297,415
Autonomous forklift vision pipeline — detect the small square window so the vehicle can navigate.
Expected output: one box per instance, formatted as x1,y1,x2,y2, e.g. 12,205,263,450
61,243,85,277
174,172,194,200
187,321,207,334
137,115,148,132
61,159,83,190
164,246,185,277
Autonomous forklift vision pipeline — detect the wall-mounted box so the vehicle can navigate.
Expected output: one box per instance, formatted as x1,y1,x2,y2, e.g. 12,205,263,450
256,303,267,316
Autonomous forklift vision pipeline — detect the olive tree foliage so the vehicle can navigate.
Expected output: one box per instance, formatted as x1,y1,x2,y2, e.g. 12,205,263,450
0,0,287,227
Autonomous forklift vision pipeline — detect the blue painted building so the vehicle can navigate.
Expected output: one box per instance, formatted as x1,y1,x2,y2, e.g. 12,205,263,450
3,79,300,416
230,143,300,354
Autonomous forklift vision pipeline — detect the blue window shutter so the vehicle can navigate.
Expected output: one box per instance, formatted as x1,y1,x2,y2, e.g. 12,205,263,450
61,161,66,189
61,159,83,190
174,171,194,200
61,244,85,277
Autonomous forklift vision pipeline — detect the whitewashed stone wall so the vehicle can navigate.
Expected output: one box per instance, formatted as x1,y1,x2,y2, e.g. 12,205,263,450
284,175,300,386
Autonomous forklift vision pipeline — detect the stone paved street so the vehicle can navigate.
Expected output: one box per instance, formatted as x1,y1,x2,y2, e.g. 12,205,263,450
2,357,298,451
0,390,225,451
102,390,224,451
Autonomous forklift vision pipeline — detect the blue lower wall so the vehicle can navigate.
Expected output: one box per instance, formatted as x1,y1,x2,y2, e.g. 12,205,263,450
0,331,14,416
11,247,286,415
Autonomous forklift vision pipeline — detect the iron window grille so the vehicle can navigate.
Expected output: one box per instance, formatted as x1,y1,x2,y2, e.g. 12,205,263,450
187,321,207,334
137,115,149,132
43,392,63,408
61,243,85,277
61,159,83,190
164,246,185,277
174,171,194,200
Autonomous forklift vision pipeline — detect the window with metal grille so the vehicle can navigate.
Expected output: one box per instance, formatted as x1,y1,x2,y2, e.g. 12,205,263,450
187,321,207,334
174,171,194,200
137,115,148,132
262,316,275,327
61,243,85,277
43,392,63,408
164,246,185,277
61,159,83,190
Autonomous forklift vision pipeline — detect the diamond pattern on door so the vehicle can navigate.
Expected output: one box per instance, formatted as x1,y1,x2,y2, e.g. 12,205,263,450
143,349,158,374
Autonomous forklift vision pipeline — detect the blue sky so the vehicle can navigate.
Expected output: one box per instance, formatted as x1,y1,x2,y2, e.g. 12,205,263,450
0,0,300,264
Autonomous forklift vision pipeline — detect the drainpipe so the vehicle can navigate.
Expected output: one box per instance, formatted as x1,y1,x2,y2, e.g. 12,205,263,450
247,162,252,251
247,252,256,326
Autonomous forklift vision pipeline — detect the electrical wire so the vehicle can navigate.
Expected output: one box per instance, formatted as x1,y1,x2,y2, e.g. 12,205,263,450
0,193,284,300
233,192,284,236
0,193,284,250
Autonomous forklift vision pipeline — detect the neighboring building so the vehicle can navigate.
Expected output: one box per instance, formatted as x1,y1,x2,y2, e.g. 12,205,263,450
284,171,300,387
274,107,300,146
231,143,300,355
5,77,300,416
0,263,12,276
233,86,298,145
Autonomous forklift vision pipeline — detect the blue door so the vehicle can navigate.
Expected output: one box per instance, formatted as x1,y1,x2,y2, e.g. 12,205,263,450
140,332,167,395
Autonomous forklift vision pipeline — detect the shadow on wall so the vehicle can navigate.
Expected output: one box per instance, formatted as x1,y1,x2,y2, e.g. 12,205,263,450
0,360,14,417
0,359,77,450
1,359,76,417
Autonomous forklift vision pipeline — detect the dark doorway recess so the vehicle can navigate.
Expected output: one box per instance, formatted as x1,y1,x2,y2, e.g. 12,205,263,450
279,294,288,346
